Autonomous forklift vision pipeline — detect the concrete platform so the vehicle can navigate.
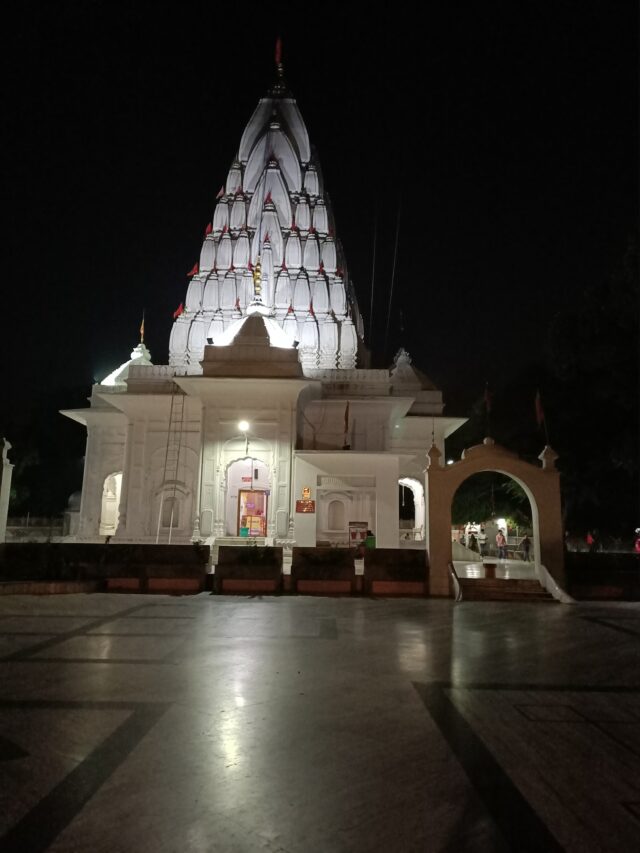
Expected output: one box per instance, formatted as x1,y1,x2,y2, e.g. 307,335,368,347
1,593,639,851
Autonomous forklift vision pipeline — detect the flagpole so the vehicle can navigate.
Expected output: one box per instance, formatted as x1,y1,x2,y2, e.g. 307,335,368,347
368,205,377,351
383,199,402,359
484,382,491,438
535,389,550,445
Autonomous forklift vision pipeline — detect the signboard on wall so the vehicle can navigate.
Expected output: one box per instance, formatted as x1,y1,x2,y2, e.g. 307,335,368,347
348,521,368,544
296,499,316,513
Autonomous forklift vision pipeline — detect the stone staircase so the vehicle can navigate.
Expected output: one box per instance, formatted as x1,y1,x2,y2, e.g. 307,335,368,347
449,564,556,602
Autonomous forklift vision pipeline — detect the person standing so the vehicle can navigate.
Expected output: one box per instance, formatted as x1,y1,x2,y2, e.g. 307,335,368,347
520,534,531,561
496,529,507,559
478,527,488,556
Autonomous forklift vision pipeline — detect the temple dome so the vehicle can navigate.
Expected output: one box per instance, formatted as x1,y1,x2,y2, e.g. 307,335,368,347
101,342,152,387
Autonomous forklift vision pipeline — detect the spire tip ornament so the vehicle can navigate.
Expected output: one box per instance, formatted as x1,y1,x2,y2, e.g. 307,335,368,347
269,36,288,96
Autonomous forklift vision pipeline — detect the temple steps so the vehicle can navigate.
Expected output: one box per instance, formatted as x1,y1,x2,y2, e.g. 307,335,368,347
450,567,556,602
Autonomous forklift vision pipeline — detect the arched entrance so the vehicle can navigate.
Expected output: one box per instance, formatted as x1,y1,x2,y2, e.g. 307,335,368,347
99,472,122,536
451,471,534,564
399,477,425,542
225,458,270,537
425,439,564,597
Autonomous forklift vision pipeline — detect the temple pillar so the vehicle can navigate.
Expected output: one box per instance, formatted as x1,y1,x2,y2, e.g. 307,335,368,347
0,439,14,543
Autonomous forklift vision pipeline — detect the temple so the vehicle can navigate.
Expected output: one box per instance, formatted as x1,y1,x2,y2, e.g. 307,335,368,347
61,49,466,557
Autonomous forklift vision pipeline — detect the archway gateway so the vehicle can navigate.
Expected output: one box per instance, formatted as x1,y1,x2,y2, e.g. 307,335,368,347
425,438,564,597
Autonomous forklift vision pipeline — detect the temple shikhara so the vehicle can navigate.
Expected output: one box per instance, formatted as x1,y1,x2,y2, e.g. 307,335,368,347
61,47,466,558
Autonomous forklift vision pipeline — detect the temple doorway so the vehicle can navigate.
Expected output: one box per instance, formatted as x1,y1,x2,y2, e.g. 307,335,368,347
238,489,268,537
225,458,270,536
398,477,425,542
99,472,122,536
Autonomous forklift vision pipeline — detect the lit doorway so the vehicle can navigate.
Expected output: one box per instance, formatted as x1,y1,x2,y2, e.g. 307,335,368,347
238,490,268,537
225,458,271,536
99,472,122,536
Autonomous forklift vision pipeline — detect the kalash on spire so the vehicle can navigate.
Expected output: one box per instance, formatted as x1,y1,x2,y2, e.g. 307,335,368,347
169,39,365,374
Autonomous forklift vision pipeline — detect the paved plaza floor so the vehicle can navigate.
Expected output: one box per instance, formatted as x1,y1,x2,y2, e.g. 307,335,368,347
0,593,639,852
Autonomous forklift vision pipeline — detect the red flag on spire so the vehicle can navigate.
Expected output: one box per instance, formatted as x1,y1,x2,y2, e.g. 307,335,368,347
275,37,282,66
535,390,545,426
187,263,198,277
173,303,184,319
216,186,224,199
205,222,213,236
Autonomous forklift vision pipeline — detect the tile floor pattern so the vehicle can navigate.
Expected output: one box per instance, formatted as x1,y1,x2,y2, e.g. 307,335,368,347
0,594,639,852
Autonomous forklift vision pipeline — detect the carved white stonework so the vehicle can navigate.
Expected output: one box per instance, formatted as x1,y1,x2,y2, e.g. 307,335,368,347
169,70,365,374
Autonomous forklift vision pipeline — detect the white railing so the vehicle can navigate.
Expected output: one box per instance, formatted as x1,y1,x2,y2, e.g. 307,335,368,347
536,563,574,604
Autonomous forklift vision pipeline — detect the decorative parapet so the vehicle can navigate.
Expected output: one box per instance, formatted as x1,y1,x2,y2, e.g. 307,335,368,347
128,365,177,380
125,364,180,394
307,367,392,396
306,368,390,382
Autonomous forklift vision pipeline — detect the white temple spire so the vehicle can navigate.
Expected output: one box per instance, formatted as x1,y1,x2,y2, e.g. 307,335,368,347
169,54,364,374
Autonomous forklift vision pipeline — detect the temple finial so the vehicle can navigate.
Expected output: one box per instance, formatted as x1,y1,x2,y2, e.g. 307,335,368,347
139,310,145,343
275,36,283,78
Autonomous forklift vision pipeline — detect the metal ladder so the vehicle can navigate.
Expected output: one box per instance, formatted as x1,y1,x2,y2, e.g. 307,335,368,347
155,382,186,544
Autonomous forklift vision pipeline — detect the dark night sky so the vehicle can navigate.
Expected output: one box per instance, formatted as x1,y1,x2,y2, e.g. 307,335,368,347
3,1,637,417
